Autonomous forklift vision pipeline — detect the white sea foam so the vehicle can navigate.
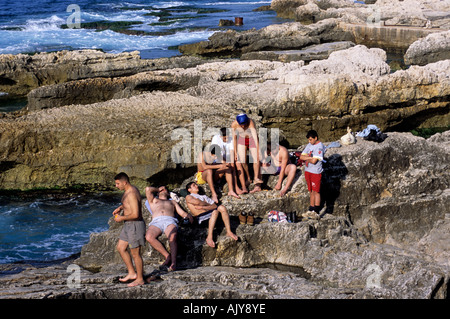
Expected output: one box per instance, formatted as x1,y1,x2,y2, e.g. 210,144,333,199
23,15,65,31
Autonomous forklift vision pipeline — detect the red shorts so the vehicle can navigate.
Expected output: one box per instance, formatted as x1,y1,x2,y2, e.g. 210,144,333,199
305,171,321,193
238,136,256,148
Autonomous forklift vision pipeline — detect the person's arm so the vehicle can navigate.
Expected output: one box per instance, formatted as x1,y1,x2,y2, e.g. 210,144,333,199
145,186,158,204
186,195,217,210
300,145,318,164
201,153,227,170
173,201,194,223
276,149,288,188
249,120,260,162
231,121,238,161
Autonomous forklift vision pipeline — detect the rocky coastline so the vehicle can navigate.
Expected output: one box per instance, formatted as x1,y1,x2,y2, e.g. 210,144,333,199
0,0,449,299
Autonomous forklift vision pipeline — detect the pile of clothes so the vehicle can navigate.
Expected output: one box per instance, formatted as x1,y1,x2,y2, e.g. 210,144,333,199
356,125,388,143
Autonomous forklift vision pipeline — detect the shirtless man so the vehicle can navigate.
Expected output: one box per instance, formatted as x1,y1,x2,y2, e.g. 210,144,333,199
113,172,146,287
262,142,297,197
145,185,193,272
231,113,263,193
197,144,240,203
185,182,238,248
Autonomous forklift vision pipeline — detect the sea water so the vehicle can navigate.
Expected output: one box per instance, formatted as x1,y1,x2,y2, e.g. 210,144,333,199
0,0,285,57
0,193,119,264
0,0,288,112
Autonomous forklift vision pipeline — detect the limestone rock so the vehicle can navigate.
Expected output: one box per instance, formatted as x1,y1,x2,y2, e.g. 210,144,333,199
0,50,210,98
1,46,449,191
404,30,450,65
241,41,355,62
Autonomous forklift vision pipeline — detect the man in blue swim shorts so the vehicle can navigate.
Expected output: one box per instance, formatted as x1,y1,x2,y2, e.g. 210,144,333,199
145,185,193,272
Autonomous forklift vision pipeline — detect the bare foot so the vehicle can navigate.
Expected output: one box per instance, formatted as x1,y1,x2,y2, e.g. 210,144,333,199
249,186,261,194
168,264,176,272
119,273,137,283
146,275,159,283
228,191,240,199
161,255,171,267
127,279,145,287
236,188,247,195
227,231,238,241
253,178,263,184
280,188,288,197
206,237,216,248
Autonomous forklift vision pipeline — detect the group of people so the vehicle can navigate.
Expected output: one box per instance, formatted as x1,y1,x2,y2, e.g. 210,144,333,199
196,113,298,201
112,172,238,287
112,113,326,287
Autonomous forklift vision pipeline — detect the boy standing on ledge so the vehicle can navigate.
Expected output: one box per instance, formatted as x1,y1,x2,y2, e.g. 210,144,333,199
300,130,325,220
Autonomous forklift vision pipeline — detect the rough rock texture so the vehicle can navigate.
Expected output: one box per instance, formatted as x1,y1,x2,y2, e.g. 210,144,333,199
241,41,355,62
404,30,450,65
1,131,449,299
179,19,351,57
0,50,209,98
1,46,449,190
272,0,450,29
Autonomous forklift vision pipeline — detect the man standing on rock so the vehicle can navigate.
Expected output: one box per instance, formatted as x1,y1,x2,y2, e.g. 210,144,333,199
113,172,146,287
145,185,193,272
231,113,263,193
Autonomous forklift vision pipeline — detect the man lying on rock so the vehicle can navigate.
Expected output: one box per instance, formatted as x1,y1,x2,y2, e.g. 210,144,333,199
185,182,238,248
145,185,193,272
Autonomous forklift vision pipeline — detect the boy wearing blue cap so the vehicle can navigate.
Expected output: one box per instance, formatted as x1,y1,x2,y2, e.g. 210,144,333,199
231,113,263,193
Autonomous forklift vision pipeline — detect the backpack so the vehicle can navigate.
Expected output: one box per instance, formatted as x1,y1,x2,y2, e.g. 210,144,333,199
289,151,304,167
364,129,388,143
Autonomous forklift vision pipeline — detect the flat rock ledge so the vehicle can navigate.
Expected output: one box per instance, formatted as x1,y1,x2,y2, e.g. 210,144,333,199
1,216,449,299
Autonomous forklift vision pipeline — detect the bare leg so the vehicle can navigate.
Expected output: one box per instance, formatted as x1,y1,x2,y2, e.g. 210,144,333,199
145,226,170,263
202,169,219,203
164,224,178,271
280,164,297,197
116,239,137,282
206,210,220,248
223,167,240,199
235,162,248,193
218,205,238,241
236,143,250,190
127,246,145,287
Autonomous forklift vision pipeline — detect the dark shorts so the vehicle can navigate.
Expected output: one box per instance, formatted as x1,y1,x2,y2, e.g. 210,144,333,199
119,220,146,249
195,210,213,225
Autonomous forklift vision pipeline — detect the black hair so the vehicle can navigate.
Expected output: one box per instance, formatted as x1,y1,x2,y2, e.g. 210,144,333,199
186,182,196,193
306,130,319,139
114,172,129,182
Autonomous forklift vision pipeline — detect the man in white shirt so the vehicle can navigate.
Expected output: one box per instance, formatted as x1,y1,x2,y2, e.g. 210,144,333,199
185,182,238,248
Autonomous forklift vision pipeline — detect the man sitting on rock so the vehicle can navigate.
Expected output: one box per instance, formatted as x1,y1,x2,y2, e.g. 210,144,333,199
185,182,238,248
145,185,193,272
261,141,297,197
196,143,240,203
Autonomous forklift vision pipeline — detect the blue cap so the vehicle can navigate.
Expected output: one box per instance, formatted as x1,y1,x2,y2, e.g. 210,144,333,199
236,113,249,125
